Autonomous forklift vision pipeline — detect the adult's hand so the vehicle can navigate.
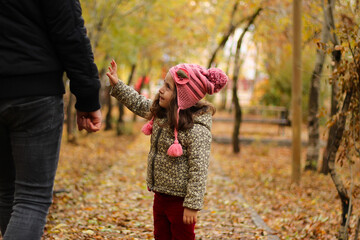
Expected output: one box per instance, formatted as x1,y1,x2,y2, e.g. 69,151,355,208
76,109,102,132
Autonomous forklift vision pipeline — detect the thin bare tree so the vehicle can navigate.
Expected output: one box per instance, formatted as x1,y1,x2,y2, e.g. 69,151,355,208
231,7,263,153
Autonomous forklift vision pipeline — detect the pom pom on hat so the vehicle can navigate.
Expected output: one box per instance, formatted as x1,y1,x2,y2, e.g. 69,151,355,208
207,68,228,93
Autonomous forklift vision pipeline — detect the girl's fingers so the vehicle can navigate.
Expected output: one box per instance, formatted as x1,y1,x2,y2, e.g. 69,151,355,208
106,72,118,86
111,60,117,70
106,60,118,85
106,72,113,79
183,216,193,225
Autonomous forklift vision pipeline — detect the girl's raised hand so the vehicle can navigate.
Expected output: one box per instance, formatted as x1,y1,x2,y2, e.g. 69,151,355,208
106,59,119,86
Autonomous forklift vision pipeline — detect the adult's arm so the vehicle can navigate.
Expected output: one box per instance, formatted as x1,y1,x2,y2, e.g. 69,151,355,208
40,0,101,112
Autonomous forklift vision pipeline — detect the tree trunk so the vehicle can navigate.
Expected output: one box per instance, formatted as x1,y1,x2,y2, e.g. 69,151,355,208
220,84,228,111
305,0,330,171
208,0,239,68
321,0,341,174
318,1,353,238
67,92,77,144
207,2,263,68
321,80,339,174
231,8,262,153
105,86,113,130
220,51,233,111
292,0,302,184
328,90,353,240
355,217,360,240
232,84,242,153
98,63,113,131
117,101,125,136
232,32,242,153
87,1,122,52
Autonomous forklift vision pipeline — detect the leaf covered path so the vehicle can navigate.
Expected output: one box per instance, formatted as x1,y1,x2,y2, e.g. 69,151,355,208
42,127,277,239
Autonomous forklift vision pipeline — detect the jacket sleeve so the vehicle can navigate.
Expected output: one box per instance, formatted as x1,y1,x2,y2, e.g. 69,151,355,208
40,0,100,112
110,80,152,118
183,115,212,210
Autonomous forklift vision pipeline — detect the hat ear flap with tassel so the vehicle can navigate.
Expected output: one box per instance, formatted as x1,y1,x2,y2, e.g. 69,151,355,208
167,129,183,157
141,117,154,135
167,108,183,157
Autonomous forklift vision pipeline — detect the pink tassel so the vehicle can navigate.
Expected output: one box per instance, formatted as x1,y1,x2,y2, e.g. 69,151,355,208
167,140,183,157
141,118,154,135
167,109,183,157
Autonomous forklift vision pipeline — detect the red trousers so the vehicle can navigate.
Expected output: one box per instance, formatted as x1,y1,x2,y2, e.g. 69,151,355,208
153,192,195,240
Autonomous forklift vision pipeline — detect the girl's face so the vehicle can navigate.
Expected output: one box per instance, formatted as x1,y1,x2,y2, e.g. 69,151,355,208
159,72,175,109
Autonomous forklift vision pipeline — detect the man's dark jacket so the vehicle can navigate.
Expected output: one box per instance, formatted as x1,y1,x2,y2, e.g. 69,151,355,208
0,0,100,112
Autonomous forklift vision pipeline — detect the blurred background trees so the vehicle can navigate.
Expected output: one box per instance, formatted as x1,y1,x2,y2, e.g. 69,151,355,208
60,1,360,237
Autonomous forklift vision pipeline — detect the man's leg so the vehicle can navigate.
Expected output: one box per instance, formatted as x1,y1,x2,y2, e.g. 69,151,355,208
0,117,15,236
2,96,63,240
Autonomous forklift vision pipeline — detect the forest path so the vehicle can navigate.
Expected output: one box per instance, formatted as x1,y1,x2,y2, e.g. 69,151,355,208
41,129,278,239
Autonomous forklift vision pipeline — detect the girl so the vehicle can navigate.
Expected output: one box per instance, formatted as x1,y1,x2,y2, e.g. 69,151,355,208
106,60,228,240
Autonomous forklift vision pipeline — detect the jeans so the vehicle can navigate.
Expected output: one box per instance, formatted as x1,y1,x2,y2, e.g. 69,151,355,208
153,192,195,240
0,96,64,240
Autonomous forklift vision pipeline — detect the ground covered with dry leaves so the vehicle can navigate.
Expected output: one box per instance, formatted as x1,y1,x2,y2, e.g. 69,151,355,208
41,120,274,240
41,116,359,240
2,111,357,240
212,113,359,239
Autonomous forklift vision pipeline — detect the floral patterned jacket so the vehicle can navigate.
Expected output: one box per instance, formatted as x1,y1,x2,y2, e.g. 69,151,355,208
110,80,212,210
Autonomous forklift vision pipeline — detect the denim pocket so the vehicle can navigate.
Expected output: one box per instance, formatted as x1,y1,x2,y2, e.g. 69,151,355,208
10,96,64,136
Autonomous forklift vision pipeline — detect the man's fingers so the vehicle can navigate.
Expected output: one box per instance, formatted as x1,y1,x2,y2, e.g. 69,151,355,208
77,116,86,130
76,110,102,132
83,118,101,132
87,120,100,132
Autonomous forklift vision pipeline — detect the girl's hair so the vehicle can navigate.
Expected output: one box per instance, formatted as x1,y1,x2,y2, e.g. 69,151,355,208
148,88,215,131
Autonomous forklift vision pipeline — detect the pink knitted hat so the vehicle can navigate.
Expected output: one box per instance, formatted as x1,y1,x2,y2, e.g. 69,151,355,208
142,63,228,157
169,63,228,109
168,63,228,157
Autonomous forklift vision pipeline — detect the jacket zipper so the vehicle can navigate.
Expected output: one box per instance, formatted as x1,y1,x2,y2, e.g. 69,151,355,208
150,127,162,190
